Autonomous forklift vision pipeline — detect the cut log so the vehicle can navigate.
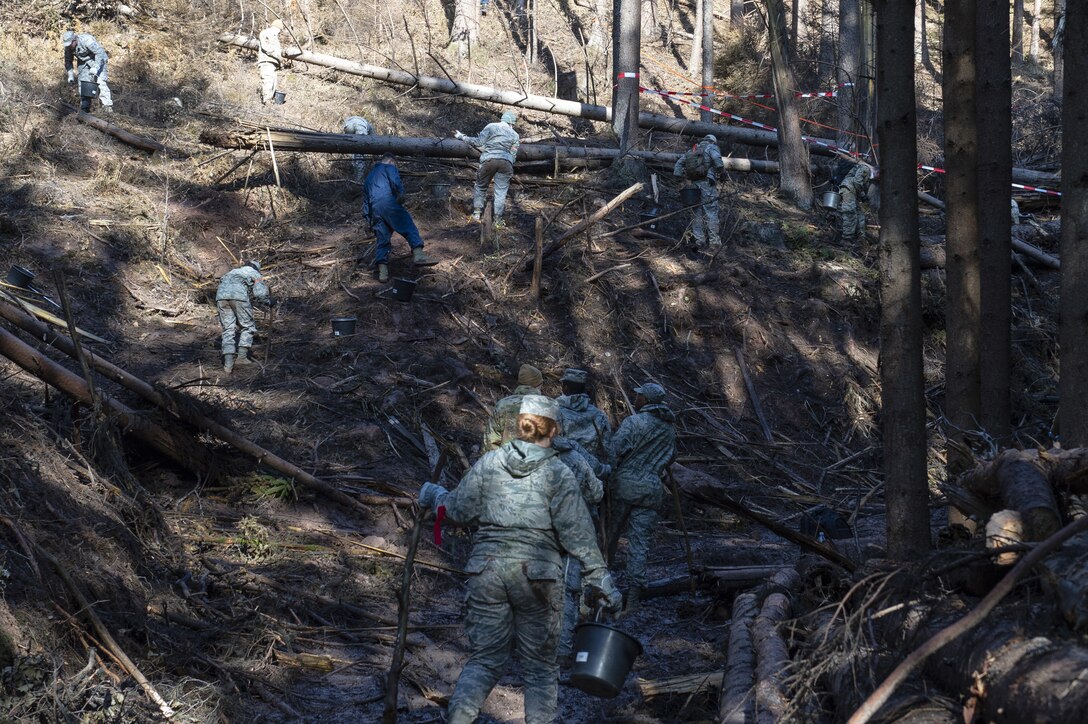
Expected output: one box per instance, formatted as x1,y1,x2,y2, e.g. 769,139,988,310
719,589,760,724
199,126,782,174
0,298,377,516
58,103,167,153
0,324,217,476
216,33,838,154
638,671,723,697
959,449,1062,540
752,591,791,724
985,509,1025,565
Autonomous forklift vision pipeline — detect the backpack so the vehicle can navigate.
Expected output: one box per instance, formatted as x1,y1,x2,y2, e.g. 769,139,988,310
831,159,856,187
682,149,713,180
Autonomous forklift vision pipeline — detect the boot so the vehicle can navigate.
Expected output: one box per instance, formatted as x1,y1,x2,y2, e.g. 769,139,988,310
222,354,235,373
234,347,254,366
412,247,439,266
378,263,390,283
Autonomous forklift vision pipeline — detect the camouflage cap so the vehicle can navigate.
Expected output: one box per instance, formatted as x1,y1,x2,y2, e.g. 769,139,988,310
62,30,76,44
634,382,666,403
520,394,559,420
501,110,517,124
246,260,262,272
560,368,588,384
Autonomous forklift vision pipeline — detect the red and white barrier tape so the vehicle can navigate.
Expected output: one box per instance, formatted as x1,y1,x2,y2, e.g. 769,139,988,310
646,82,853,100
919,165,1061,197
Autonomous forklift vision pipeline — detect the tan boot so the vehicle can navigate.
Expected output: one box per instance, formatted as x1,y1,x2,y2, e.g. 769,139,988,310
234,347,253,366
223,354,235,373
412,247,439,266
378,263,390,282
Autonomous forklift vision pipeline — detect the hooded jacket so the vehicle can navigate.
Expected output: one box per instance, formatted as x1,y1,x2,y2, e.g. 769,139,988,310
64,33,108,83
216,264,269,303
462,121,520,164
441,439,607,580
611,403,677,508
557,394,613,464
553,436,605,506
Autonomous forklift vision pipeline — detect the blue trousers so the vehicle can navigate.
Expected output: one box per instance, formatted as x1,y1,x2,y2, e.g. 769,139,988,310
371,203,424,265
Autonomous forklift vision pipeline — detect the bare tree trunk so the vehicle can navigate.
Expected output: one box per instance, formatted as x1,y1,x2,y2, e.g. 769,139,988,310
1060,0,1088,446
942,0,981,520
1012,0,1024,62
817,0,835,78
915,0,930,67
791,0,807,47
875,0,929,560
1029,0,1041,62
641,0,660,40
690,0,704,73
1054,0,1066,91
452,0,479,57
612,0,642,153
838,0,862,148
701,0,714,122
977,0,1013,441
765,0,813,208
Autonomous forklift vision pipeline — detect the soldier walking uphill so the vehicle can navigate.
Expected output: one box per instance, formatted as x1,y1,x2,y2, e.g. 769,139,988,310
362,154,439,283
454,111,520,229
482,364,543,452
256,20,285,104
556,368,613,467
606,382,676,615
836,161,874,244
62,30,112,113
417,396,622,724
674,135,726,249
216,261,272,373
342,116,374,183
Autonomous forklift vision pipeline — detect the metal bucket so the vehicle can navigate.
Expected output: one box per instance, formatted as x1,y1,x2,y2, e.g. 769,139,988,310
680,187,701,205
429,182,452,200
79,80,99,98
390,278,416,302
569,622,643,698
331,316,357,336
6,265,35,288
819,191,842,210
272,91,286,105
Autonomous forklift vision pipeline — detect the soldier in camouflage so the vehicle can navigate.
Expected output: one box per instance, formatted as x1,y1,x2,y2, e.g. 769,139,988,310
215,261,271,372
62,30,113,113
556,368,613,468
418,395,621,724
342,116,374,183
838,162,873,243
552,435,607,661
454,110,520,229
674,134,725,248
481,364,542,452
606,382,676,614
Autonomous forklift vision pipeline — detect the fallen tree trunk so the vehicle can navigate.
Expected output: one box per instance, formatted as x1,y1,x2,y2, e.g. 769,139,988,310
58,103,166,153
216,33,837,154
752,591,792,723
959,449,1062,540
719,589,760,724
199,126,782,174
0,298,378,516
0,324,216,476
918,232,1061,270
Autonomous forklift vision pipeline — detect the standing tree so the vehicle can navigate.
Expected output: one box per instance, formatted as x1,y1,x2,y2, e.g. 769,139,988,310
765,0,813,208
838,0,862,148
1029,0,1042,62
976,0,1013,441
612,0,642,153
451,0,480,58
1060,0,1088,446
698,0,715,122
915,0,930,68
874,0,929,560
1012,0,1024,62
942,0,980,523
589,0,611,49
1054,0,1066,92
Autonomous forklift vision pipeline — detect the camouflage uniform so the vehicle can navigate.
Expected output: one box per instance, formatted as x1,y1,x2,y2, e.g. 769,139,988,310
553,436,606,658
63,32,112,112
430,439,614,724
674,135,726,247
838,164,872,243
256,24,283,104
557,393,613,467
343,116,373,183
215,264,269,355
606,402,677,590
481,384,541,452
458,116,520,220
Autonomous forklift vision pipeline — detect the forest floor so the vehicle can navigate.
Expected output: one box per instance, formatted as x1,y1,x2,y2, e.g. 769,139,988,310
0,2,1069,723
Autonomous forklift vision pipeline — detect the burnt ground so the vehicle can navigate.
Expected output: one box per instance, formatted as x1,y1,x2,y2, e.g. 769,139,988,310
0,4,1066,723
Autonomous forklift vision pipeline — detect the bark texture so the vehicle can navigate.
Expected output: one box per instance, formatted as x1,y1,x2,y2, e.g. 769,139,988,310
612,0,642,152
765,0,813,208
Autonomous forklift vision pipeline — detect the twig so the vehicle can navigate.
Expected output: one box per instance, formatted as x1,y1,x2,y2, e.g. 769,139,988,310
735,347,774,443
847,514,1088,724
585,263,632,283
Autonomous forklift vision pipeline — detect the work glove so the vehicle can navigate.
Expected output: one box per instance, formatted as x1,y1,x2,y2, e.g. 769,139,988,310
582,570,623,612
453,130,465,140
418,482,449,511
67,70,76,84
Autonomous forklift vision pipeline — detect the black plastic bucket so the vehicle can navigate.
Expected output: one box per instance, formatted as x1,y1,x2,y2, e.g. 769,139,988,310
568,622,643,698
429,182,452,200
390,278,416,302
6,265,34,288
680,187,701,205
273,91,286,105
331,316,357,336
79,80,99,98
639,208,660,231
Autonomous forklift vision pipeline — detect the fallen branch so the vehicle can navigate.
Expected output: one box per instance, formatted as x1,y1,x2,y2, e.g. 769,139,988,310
735,348,774,443
525,182,645,271
57,103,167,153
847,514,1088,724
